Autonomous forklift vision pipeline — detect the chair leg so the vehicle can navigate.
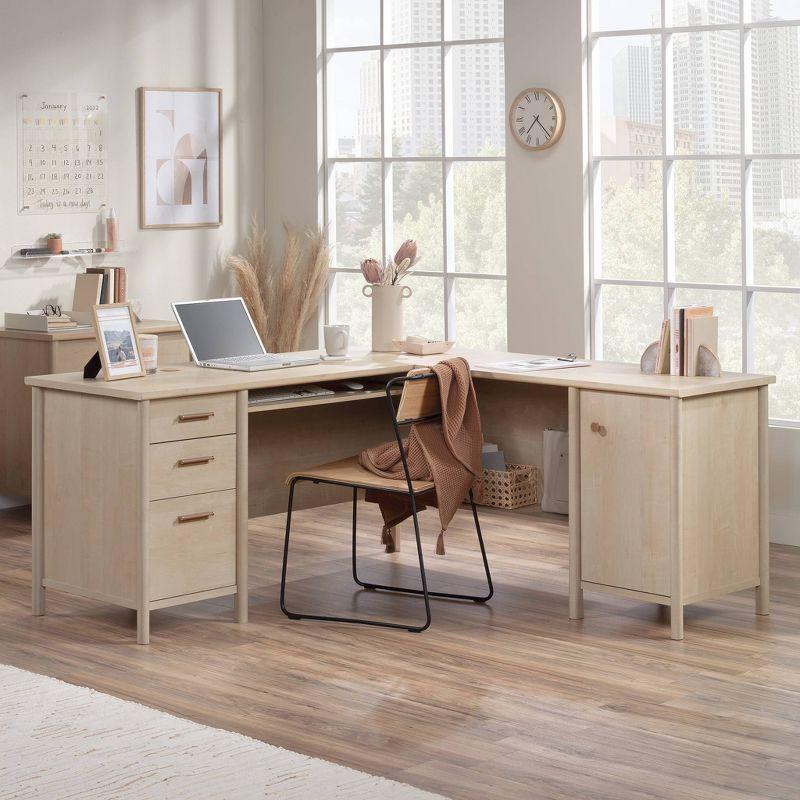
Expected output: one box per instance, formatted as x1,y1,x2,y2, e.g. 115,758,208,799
357,489,493,603
468,489,494,603
282,480,431,632
409,506,432,632
351,487,365,587
279,478,302,620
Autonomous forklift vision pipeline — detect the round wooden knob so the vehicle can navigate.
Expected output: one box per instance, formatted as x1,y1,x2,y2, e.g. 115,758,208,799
591,422,607,437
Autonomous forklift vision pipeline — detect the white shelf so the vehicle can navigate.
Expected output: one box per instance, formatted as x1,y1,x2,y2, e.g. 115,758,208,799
10,242,129,261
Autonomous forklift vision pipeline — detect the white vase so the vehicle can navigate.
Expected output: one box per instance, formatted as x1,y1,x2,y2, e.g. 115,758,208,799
362,284,412,352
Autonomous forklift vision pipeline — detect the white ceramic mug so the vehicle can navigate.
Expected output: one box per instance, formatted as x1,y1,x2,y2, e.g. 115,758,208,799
323,324,350,357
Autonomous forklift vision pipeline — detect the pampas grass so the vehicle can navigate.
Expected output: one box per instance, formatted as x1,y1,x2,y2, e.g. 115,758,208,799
227,216,331,353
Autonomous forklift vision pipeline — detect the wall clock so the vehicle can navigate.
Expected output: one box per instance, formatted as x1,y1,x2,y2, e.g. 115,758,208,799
509,88,565,151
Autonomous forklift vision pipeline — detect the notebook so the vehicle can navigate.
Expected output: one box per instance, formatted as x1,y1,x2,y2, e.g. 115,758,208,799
72,273,103,311
671,305,713,375
685,316,719,377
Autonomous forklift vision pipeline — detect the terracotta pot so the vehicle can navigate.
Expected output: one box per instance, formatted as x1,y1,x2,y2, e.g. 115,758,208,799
362,284,412,352
47,237,63,255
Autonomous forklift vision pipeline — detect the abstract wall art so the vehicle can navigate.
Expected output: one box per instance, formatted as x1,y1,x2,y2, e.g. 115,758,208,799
138,87,222,228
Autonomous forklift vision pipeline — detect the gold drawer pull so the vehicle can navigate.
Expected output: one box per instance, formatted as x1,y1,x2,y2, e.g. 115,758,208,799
177,511,215,524
178,411,215,422
590,422,607,437
176,455,215,467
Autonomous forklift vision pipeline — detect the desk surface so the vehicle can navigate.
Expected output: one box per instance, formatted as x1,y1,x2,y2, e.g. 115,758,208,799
26,348,775,400
0,319,179,342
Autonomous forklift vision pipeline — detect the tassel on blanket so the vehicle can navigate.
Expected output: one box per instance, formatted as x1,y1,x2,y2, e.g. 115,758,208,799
435,530,446,556
382,525,396,553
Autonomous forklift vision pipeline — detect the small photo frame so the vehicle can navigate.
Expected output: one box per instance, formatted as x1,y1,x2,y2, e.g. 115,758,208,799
92,303,146,381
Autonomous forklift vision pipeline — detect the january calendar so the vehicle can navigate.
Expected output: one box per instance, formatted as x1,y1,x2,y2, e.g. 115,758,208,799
18,92,108,214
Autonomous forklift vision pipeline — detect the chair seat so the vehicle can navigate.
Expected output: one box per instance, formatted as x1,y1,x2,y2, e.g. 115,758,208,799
286,456,434,494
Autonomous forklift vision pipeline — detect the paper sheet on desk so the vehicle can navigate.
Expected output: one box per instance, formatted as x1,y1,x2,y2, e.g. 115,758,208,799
475,357,591,373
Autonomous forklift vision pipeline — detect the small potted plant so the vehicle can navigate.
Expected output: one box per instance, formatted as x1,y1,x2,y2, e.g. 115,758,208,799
46,233,63,255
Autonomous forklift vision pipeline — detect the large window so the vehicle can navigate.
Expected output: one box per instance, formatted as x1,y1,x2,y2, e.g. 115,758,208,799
322,0,507,350
588,0,800,422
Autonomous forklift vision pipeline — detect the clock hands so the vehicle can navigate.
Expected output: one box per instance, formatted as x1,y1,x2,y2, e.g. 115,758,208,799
534,117,552,139
526,115,539,135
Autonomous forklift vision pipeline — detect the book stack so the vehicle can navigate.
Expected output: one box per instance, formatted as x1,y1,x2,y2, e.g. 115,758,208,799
86,266,127,304
653,305,719,377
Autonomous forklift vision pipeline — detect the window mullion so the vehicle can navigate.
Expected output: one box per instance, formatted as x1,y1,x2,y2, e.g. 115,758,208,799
379,1,387,275
663,13,675,321
741,7,752,373
442,4,455,338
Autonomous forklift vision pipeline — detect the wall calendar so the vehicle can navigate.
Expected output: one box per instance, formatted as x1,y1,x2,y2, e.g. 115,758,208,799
18,92,108,214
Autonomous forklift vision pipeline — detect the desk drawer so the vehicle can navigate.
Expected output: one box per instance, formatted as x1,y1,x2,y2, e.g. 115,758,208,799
150,435,236,500
149,489,236,601
150,393,236,443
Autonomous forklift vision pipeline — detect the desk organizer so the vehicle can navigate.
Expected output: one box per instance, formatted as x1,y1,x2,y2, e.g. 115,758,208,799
478,463,539,509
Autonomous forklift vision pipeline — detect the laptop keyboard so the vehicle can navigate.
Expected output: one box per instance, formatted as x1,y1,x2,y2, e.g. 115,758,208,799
214,354,282,364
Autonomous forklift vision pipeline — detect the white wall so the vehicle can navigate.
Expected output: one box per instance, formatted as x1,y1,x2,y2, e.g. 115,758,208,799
263,0,322,349
505,0,589,358
0,0,265,322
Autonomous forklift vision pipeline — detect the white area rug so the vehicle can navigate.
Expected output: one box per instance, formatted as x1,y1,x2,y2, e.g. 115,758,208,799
0,665,445,800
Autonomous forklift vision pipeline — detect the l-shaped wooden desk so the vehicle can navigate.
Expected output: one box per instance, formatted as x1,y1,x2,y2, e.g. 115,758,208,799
26,349,774,643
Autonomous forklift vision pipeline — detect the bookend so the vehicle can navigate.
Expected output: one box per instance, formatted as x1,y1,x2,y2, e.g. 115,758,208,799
695,345,721,377
83,351,102,380
639,341,663,374
640,342,721,377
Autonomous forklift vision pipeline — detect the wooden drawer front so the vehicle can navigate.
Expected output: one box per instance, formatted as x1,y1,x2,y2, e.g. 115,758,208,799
150,435,236,500
149,489,236,601
150,393,236,443
580,390,671,596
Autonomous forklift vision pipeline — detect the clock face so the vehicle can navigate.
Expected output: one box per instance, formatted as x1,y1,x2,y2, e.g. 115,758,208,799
509,88,564,151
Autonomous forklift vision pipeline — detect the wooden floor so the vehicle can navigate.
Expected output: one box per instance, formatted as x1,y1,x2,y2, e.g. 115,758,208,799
1,500,799,800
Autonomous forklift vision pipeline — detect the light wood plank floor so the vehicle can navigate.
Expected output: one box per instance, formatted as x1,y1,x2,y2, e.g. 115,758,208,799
1,500,799,800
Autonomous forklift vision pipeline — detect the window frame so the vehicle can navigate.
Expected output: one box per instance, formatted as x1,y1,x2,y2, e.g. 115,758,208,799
587,0,800,426
321,0,506,343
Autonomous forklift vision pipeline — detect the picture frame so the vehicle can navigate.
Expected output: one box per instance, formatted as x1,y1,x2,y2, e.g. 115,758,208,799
91,303,146,381
138,86,223,229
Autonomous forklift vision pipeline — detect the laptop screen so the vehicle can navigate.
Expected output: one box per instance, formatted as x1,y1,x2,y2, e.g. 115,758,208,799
172,298,266,361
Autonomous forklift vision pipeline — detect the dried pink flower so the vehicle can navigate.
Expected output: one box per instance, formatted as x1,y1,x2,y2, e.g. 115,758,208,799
360,258,384,284
393,239,418,268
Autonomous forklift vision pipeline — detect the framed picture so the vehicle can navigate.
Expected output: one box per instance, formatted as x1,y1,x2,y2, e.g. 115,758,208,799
92,303,146,381
138,87,222,229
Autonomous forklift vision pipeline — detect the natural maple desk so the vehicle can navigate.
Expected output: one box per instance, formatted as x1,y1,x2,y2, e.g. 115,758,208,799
0,319,188,499
25,351,774,643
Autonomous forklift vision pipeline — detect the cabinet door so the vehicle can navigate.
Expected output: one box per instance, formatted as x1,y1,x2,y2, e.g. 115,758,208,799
580,391,671,596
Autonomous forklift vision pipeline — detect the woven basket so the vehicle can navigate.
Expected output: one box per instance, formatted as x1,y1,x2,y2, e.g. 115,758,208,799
478,463,539,510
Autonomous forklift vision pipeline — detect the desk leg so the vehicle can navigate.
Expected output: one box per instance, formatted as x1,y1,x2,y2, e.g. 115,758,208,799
31,387,45,616
137,608,150,645
137,402,151,644
568,388,583,620
670,398,684,641
756,385,770,616
235,390,249,624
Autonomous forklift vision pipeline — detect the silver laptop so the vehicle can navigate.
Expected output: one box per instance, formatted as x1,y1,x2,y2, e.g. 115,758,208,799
171,298,320,372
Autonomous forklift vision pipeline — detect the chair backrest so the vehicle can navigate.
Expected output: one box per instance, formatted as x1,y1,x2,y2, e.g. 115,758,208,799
393,368,441,425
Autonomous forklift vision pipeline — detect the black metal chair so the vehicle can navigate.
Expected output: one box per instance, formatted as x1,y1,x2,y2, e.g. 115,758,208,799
279,368,494,632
